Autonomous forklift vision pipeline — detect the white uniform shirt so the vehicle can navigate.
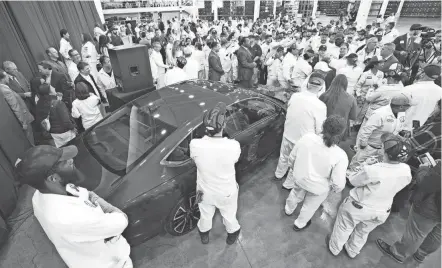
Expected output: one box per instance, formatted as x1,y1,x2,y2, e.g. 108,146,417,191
96,69,117,96
282,53,298,82
80,74,102,100
357,105,406,148
288,133,348,195
164,67,189,86
382,28,400,44
152,50,168,74
283,91,327,144
350,163,412,210
72,95,103,129
94,26,106,41
218,47,232,73
32,190,130,268
183,57,199,80
336,65,364,96
365,83,404,118
403,81,442,129
60,38,73,61
290,58,313,87
265,57,282,78
67,61,79,83
190,136,241,196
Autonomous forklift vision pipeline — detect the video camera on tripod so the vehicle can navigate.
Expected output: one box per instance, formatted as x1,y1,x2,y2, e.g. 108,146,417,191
409,27,440,68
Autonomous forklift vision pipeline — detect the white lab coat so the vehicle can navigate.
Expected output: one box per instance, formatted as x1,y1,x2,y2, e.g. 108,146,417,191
183,57,199,80
151,50,169,88
81,41,99,79
60,38,73,64
282,53,298,82
164,67,189,86
32,189,131,268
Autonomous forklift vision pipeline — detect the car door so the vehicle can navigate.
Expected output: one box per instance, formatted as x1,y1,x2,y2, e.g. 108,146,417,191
224,98,281,175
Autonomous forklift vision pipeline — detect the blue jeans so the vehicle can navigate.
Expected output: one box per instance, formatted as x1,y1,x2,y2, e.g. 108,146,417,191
390,205,441,262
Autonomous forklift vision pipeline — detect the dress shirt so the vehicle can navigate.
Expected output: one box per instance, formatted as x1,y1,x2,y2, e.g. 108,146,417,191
32,190,130,268
357,105,406,148
336,64,364,96
67,61,79,83
190,136,241,196
349,163,412,210
290,58,312,87
283,91,327,144
71,95,103,130
288,133,348,195
183,57,199,80
96,68,117,97
402,81,442,129
59,38,73,61
282,53,298,82
164,67,189,86
151,50,169,74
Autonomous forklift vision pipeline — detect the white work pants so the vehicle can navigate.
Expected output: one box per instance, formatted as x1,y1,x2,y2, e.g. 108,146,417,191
275,137,295,180
197,187,241,234
285,183,328,228
157,72,166,89
329,197,390,258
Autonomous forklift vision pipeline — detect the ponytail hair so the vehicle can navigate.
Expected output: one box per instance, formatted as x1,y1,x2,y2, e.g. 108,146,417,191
322,115,346,147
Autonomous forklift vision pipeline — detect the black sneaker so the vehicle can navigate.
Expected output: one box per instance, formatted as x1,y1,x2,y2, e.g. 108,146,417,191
376,239,404,264
293,220,311,231
226,229,241,245
199,230,210,244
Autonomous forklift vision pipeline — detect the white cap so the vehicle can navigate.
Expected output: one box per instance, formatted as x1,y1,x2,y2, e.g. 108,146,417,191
314,61,331,72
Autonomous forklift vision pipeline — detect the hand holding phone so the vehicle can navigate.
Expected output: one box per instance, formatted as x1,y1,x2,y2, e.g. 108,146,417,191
418,152,436,167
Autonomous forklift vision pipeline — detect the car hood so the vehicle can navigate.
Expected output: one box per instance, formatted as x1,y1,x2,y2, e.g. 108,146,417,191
68,136,120,198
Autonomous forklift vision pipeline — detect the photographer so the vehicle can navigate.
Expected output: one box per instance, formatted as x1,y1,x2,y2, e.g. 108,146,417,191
15,145,132,268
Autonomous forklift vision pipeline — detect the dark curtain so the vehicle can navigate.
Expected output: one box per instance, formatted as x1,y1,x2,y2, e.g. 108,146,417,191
0,1,101,79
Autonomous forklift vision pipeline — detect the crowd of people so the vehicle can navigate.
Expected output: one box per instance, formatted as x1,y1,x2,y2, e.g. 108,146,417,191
3,11,442,268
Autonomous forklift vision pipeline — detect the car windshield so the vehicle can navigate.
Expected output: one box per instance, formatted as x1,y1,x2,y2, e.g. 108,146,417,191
83,99,177,175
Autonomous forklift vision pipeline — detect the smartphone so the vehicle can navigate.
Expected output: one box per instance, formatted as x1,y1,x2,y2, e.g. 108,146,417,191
417,152,436,167
412,120,421,129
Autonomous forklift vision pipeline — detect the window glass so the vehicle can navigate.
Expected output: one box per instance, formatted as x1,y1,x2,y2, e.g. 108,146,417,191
225,98,279,135
166,124,205,162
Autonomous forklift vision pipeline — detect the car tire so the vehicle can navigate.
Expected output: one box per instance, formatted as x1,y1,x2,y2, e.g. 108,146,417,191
165,192,200,236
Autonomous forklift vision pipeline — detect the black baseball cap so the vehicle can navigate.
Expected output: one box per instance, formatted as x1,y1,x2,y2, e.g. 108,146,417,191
423,64,441,79
15,145,78,184
318,45,327,51
410,24,424,31
203,102,227,133
308,72,325,86
381,133,408,161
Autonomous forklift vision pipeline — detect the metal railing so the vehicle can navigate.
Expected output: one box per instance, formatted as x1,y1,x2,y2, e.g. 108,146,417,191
102,1,194,10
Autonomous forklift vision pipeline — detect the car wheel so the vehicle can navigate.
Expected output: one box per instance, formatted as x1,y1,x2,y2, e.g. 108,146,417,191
165,192,200,236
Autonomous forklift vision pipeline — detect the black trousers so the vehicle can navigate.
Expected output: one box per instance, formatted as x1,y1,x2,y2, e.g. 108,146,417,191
259,65,268,85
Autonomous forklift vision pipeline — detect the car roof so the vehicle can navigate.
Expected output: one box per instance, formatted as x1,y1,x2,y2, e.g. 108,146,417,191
131,80,265,127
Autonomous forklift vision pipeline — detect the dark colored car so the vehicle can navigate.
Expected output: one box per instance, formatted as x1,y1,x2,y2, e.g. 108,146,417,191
70,80,286,246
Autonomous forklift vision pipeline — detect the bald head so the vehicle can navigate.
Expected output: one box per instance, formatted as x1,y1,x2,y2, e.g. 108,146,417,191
3,61,18,76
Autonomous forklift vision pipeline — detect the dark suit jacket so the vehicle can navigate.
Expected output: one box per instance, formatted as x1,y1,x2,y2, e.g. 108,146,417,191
192,37,204,45
393,34,422,65
50,70,74,110
8,72,33,113
0,84,34,126
74,74,107,103
237,46,255,81
208,51,224,81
